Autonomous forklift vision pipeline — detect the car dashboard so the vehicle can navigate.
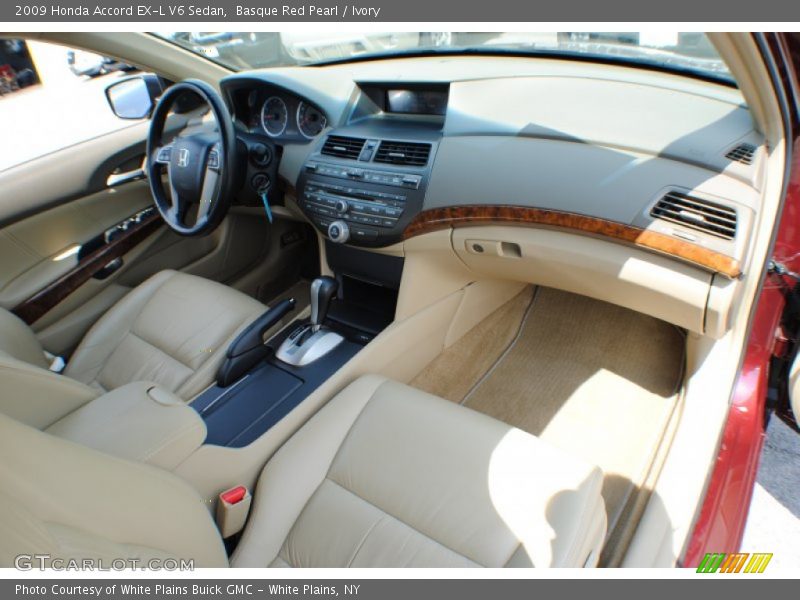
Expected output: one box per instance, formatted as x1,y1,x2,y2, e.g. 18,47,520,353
220,55,765,338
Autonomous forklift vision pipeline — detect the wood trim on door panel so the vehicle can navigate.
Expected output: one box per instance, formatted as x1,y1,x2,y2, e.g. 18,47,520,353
11,214,163,325
403,205,742,279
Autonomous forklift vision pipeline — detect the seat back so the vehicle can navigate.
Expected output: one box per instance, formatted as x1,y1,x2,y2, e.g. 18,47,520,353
0,413,227,568
0,309,101,428
0,308,48,368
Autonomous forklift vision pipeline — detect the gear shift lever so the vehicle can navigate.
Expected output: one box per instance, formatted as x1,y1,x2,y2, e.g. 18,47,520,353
275,276,344,367
309,276,338,332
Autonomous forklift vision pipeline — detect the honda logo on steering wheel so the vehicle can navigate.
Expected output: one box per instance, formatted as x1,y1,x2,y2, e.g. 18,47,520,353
177,148,190,168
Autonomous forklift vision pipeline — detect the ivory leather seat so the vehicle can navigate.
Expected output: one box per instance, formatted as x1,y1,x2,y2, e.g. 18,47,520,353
0,375,607,568
0,269,265,428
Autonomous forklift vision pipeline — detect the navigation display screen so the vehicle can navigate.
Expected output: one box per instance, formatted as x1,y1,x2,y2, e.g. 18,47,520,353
386,89,448,115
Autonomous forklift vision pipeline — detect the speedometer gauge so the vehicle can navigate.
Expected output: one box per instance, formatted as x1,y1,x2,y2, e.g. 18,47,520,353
296,102,327,139
261,96,288,137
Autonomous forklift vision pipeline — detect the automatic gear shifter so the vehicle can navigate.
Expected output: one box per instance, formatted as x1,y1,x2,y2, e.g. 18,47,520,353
275,276,344,367
310,276,338,331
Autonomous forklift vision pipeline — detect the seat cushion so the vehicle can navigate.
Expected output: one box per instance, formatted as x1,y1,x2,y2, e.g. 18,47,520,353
232,375,607,568
64,270,265,400
0,412,227,568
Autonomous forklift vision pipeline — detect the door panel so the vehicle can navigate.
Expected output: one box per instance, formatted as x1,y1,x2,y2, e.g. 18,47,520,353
0,122,150,227
0,56,308,357
116,212,273,288
0,180,154,309
0,117,277,356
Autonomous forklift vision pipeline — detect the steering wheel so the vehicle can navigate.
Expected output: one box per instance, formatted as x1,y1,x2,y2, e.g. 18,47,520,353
146,80,238,236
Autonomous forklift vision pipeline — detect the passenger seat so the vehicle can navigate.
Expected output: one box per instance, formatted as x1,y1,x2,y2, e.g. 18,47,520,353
0,375,606,568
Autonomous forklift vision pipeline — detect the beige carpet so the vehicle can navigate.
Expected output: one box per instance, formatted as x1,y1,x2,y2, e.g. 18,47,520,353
411,286,534,402
412,286,685,562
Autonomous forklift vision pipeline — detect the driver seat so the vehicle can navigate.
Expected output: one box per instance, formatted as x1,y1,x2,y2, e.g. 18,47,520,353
0,269,266,428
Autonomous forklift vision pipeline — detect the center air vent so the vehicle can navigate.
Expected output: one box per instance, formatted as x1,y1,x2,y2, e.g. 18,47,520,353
650,192,737,240
374,140,431,167
321,135,366,160
725,143,757,165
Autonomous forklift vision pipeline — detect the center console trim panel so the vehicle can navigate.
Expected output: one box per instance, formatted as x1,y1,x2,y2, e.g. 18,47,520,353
297,121,441,248
192,320,362,448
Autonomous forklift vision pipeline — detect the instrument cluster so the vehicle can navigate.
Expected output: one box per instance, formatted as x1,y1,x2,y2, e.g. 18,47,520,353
239,87,328,143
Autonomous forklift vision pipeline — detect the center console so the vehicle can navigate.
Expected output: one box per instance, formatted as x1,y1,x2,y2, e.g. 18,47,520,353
296,83,447,247
187,85,448,449
191,255,402,448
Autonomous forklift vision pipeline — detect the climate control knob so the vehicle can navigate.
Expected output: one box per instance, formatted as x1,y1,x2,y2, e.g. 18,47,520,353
328,220,350,244
334,199,349,215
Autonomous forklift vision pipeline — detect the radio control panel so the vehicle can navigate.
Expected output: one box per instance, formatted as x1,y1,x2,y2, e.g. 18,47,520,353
298,153,433,247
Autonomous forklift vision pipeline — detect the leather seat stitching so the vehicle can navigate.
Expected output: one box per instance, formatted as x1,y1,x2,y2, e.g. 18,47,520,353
96,331,193,392
271,379,390,567
139,420,204,463
69,272,176,382
501,543,524,567
326,379,390,470
324,478,480,566
127,331,195,371
345,514,386,568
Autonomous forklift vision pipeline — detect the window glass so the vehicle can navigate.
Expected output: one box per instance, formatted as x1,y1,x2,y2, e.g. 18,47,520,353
0,39,141,172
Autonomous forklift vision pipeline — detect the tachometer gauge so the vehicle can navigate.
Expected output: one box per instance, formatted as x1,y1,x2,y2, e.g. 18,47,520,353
261,96,288,137
296,101,327,139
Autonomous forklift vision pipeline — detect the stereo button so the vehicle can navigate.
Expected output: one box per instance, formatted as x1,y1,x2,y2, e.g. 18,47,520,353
328,220,350,244
351,226,378,241
384,207,403,218
334,199,349,214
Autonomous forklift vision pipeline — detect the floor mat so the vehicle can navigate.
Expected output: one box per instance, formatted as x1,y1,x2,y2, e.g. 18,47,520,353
410,286,534,402
413,286,685,560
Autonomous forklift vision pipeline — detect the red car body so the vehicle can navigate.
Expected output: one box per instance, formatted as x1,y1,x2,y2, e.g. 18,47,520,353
684,32,800,566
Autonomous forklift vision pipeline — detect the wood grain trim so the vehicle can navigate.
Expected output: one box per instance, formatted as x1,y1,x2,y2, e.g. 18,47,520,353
11,214,163,325
403,205,742,278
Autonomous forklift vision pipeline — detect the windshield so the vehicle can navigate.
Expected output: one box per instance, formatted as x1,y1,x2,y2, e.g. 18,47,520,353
153,32,733,85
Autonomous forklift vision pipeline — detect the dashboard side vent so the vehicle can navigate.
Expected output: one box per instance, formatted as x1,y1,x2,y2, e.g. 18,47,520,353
321,135,366,160
650,192,737,240
725,143,757,165
374,140,432,167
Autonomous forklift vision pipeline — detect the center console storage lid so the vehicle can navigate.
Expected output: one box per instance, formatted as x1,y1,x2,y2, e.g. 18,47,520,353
45,381,206,471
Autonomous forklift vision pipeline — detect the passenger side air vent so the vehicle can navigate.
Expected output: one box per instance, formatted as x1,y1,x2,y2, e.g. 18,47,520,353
321,135,366,160
725,143,757,165
650,192,737,240
374,140,432,167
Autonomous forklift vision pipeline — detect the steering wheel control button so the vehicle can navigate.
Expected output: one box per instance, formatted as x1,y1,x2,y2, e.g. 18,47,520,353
207,148,220,170
328,220,350,244
156,146,172,163
250,143,272,166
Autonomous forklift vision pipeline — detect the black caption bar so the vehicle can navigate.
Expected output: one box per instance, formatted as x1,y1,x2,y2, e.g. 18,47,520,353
2,579,787,600
3,0,800,21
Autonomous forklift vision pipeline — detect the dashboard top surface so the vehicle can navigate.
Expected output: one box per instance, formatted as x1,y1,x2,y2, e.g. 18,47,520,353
222,54,761,273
